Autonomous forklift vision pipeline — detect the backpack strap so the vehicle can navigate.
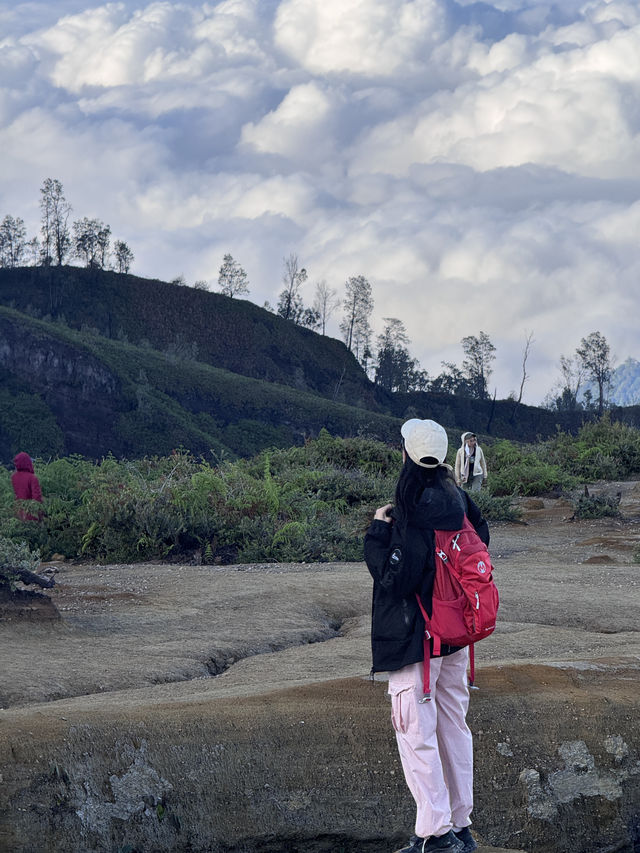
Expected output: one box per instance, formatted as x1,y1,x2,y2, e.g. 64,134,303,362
468,644,481,690
416,593,477,698
415,593,434,702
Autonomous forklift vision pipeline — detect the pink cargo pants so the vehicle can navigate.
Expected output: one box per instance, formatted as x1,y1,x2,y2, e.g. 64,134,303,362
388,648,473,839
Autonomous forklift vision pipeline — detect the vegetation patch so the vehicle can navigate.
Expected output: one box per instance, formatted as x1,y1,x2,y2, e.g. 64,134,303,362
1,419,638,565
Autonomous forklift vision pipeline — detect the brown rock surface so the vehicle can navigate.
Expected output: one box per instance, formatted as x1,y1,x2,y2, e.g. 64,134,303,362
1,484,639,852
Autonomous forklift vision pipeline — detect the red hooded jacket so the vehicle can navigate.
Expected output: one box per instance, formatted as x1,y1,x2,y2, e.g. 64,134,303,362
11,452,43,519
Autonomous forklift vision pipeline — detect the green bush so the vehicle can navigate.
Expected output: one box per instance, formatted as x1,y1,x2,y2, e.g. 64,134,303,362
1,420,637,565
574,494,621,519
485,440,577,496
0,536,41,588
546,417,640,480
469,490,521,522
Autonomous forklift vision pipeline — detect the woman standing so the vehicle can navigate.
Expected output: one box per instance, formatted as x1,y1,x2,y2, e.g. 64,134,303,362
454,432,487,492
364,419,489,853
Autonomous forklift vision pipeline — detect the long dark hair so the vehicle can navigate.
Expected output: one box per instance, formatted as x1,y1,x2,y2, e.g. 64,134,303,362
394,454,457,528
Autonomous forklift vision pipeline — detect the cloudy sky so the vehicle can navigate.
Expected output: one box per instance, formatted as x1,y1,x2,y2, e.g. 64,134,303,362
1,0,639,403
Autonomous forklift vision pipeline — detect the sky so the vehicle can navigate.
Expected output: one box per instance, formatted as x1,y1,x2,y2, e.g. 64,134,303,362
1,0,639,405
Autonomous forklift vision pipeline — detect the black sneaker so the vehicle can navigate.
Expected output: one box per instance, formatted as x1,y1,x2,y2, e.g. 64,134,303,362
394,831,465,852
393,836,424,853
423,831,465,852
453,827,477,852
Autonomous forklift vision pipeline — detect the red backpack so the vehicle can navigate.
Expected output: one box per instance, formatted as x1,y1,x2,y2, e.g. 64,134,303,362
415,515,499,701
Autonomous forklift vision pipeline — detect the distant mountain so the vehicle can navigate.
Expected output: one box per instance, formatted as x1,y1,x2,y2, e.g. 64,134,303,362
578,357,640,407
609,358,640,406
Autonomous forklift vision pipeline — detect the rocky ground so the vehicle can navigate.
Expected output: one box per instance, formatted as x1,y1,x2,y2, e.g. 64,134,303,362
1,482,639,852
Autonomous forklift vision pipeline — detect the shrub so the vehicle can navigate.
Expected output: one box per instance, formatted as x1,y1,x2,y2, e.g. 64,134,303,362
486,440,577,496
546,417,640,480
0,536,41,589
469,490,521,522
574,494,621,519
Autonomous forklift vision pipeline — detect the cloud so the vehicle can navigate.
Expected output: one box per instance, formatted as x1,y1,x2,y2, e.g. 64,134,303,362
274,0,450,76
1,0,640,404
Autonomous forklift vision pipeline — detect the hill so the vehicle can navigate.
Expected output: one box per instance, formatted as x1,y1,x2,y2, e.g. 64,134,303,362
0,305,401,464
0,266,377,407
1,265,640,462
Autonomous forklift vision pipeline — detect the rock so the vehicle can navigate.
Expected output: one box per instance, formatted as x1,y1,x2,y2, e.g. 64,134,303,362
0,587,60,622
523,499,545,510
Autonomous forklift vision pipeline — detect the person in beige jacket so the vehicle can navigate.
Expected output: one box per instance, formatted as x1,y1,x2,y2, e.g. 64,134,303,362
454,432,487,492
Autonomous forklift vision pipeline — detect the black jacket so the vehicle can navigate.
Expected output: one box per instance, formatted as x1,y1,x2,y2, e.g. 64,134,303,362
364,483,490,674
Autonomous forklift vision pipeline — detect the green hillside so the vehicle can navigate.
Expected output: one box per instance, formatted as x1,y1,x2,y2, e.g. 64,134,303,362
2,266,640,464
0,305,400,464
0,266,377,408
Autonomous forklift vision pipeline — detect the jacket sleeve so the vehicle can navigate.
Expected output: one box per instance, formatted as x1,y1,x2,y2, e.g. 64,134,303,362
364,520,427,598
462,491,490,546
478,447,488,479
454,448,462,484
30,475,43,503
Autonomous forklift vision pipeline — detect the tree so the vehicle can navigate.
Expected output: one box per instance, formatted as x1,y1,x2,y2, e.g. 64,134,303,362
25,236,40,266
374,318,423,392
300,306,321,329
113,240,134,274
516,330,534,404
430,362,469,396
576,331,613,416
340,275,373,361
277,253,307,321
313,279,340,335
0,215,27,267
73,217,111,268
39,178,72,266
461,332,496,399
218,253,249,298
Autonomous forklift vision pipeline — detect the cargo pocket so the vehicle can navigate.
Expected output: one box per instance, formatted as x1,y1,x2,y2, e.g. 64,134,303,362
389,684,416,735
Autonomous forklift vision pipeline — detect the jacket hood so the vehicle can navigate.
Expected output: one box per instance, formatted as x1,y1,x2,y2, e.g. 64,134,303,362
13,452,34,473
412,484,466,532
460,431,472,445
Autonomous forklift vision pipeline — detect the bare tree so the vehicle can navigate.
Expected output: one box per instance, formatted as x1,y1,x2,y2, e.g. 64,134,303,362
0,215,27,267
218,253,249,298
313,279,340,335
40,178,72,266
340,274,373,357
73,217,111,268
576,331,613,416
113,240,134,274
516,330,535,404
277,252,307,321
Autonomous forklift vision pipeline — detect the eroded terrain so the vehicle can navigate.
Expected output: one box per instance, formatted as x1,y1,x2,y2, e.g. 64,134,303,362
1,483,639,852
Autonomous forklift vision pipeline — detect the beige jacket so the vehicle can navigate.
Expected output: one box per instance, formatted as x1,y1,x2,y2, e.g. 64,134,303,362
454,432,488,485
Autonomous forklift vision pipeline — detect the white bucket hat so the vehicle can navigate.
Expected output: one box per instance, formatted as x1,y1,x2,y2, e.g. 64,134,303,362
401,419,448,468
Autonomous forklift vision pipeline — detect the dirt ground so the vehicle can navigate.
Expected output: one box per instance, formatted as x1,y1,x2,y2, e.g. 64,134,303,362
1,481,639,853
1,481,640,710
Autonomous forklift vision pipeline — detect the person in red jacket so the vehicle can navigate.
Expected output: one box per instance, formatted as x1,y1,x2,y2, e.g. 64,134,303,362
11,452,43,520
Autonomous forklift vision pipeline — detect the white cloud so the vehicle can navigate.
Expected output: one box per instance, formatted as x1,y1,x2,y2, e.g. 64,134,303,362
1,0,640,404
274,0,449,76
240,81,341,163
